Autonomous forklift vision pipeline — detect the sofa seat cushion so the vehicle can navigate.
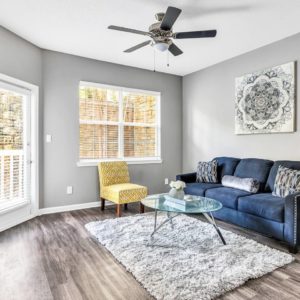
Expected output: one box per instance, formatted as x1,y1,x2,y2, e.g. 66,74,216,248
205,187,251,209
238,193,285,222
184,183,222,197
101,183,147,204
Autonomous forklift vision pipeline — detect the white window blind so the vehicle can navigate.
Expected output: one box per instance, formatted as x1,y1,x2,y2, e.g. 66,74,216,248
79,82,161,165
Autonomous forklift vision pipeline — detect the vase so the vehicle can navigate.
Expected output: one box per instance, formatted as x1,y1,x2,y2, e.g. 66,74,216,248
169,188,185,200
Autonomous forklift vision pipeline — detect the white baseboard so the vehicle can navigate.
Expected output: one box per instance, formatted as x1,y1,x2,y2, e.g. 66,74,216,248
39,200,113,215
0,201,115,232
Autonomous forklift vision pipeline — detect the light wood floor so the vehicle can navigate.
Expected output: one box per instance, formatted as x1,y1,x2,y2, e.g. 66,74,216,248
0,204,300,300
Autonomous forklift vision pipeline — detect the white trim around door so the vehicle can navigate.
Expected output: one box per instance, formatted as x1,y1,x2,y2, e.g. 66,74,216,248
0,73,39,232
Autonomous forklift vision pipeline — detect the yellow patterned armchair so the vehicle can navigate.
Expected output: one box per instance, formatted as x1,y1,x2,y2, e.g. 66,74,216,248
98,161,148,217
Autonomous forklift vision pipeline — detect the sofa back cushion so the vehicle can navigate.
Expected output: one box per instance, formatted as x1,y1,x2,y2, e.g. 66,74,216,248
265,161,300,192
213,157,240,182
234,158,273,191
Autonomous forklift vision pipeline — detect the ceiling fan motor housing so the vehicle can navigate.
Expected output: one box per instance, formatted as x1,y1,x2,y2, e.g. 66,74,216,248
149,18,172,43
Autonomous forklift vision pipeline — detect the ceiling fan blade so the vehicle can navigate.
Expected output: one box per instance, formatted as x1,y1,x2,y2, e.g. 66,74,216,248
160,7,182,31
124,40,151,53
108,25,151,36
174,30,217,39
168,43,183,56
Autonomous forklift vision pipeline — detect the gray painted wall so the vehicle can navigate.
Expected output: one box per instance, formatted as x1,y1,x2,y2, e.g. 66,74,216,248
42,51,182,208
182,33,300,172
4,25,299,209
0,26,42,85
0,27,182,209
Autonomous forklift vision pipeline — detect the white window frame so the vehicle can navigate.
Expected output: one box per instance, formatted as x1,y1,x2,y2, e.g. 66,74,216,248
0,72,39,217
77,81,162,167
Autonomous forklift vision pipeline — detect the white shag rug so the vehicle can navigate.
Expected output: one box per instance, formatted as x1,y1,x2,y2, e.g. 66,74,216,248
85,213,294,300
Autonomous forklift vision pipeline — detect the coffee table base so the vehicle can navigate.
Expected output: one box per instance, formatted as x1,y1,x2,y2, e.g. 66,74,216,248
202,212,227,245
150,210,227,245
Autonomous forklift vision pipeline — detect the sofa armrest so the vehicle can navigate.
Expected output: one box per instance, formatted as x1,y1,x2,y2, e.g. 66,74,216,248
176,172,197,183
284,192,300,250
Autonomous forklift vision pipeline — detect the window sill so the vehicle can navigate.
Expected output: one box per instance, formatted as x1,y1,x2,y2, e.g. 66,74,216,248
0,199,30,215
77,158,163,167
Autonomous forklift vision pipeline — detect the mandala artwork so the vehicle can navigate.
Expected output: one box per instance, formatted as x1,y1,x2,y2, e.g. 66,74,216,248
235,62,295,134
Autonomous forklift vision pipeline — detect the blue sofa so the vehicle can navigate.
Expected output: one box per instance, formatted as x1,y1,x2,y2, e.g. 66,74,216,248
176,157,300,253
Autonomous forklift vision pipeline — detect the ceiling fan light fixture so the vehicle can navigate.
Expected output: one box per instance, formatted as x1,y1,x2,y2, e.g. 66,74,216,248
153,42,169,52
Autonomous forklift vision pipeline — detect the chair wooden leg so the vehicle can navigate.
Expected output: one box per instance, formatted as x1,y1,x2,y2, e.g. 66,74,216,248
140,202,145,214
116,204,122,217
100,198,105,211
124,203,128,210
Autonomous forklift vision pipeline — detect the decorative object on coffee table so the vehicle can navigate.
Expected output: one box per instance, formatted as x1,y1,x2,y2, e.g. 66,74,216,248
235,61,295,134
98,161,147,217
168,180,186,199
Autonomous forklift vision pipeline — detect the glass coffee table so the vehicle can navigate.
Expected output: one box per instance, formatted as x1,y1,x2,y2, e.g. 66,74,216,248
141,194,226,245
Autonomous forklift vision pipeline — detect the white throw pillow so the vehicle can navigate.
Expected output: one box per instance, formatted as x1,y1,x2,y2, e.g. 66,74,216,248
222,175,260,193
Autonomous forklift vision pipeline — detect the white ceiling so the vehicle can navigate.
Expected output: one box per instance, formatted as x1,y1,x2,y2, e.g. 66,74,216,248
0,0,300,76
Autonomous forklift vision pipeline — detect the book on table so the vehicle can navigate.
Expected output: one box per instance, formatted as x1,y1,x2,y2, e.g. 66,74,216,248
164,195,188,210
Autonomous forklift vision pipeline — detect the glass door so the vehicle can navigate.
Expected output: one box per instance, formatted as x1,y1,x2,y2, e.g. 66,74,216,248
0,81,31,211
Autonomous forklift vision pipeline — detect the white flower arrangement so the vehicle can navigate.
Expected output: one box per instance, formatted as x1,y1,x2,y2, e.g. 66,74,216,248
169,180,186,190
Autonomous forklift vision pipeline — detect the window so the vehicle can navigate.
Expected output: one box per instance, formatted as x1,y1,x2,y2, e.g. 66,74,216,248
78,81,161,166
0,81,31,209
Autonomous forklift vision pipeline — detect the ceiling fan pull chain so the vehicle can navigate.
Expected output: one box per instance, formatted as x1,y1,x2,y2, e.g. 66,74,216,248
153,48,156,72
167,51,170,67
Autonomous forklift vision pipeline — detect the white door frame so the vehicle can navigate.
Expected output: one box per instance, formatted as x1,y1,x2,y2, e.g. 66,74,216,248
0,73,39,231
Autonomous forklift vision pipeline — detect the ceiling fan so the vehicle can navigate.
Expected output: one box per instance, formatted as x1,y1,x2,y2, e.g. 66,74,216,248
108,6,217,56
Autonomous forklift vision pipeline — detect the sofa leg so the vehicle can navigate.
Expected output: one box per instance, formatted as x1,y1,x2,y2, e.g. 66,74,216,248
288,245,298,254
140,202,145,214
116,204,122,217
100,198,105,211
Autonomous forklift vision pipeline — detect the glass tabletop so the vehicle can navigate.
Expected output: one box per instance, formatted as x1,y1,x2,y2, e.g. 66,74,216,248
141,194,222,213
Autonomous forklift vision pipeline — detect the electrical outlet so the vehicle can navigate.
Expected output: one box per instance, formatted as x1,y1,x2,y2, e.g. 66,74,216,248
67,186,73,195
46,134,52,143
164,178,169,185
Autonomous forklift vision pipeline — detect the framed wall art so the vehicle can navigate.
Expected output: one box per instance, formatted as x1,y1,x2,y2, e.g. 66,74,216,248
235,62,295,134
